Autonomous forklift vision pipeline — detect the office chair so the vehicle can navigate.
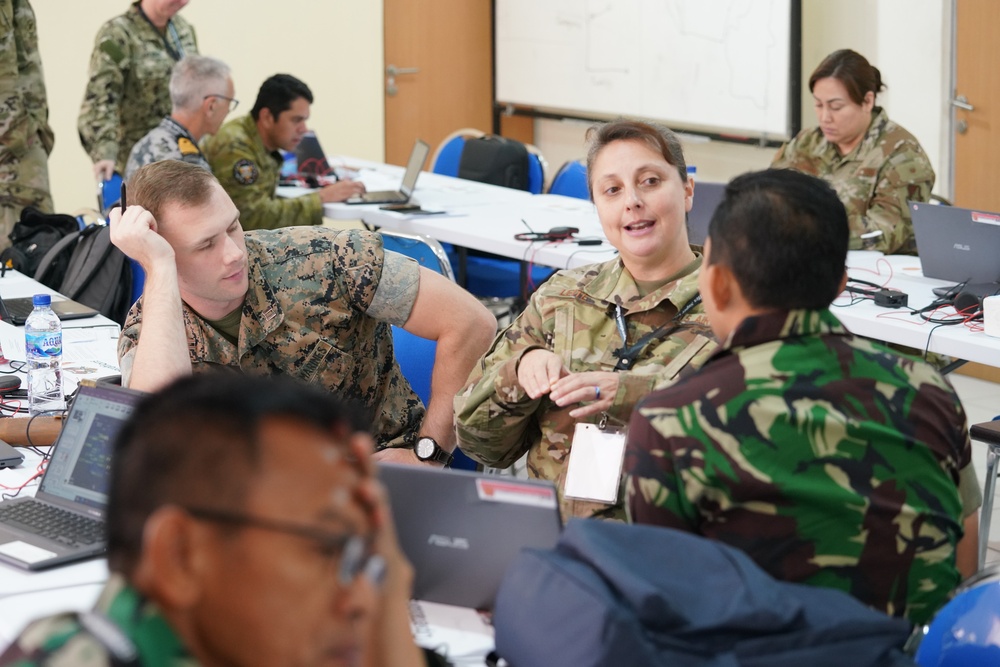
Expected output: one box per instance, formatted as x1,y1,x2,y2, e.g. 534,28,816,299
431,128,485,177
548,160,589,200
970,419,1000,569
525,143,548,195
97,172,124,218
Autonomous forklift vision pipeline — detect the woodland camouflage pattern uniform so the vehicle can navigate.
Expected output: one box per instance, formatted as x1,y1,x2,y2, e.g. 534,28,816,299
78,3,197,174
456,255,716,521
771,107,934,255
626,308,980,626
118,227,425,449
124,116,209,180
203,114,323,230
0,0,54,249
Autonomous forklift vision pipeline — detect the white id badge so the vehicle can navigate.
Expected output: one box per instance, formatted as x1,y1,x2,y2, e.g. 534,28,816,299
563,423,627,503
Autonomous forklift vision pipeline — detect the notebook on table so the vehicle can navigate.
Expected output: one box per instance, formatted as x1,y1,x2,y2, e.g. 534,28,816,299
378,463,562,610
345,139,430,205
910,201,1000,298
0,293,98,326
0,384,144,570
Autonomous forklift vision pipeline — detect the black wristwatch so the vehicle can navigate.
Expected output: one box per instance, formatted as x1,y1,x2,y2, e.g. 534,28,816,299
414,436,453,466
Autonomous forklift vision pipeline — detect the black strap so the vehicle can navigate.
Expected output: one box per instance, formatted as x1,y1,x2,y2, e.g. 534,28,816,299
612,293,701,371
135,3,186,61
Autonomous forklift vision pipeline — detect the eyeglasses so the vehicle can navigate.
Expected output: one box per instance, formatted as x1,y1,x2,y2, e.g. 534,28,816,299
184,506,384,586
204,94,239,112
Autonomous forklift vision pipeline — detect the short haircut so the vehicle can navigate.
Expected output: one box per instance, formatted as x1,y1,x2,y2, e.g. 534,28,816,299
169,55,231,113
706,169,849,310
127,160,218,224
250,74,313,122
809,49,885,105
106,372,367,576
584,118,688,199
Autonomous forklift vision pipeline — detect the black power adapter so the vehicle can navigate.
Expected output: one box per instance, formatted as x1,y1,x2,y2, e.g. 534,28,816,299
874,288,908,308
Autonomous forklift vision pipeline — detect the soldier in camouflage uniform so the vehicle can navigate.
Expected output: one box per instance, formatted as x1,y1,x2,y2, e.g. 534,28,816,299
0,374,447,666
456,119,717,521
113,161,494,460
202,74,366,231
78,1,197,181
0,0,54,251
124,55,234,180
771,49,934,255
625,169,980,626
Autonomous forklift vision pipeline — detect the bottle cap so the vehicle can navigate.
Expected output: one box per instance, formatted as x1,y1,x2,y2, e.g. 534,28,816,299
32,294,51,307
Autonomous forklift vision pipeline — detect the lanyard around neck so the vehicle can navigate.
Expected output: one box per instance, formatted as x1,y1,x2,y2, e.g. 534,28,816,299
612,293,702,371
136,5,186,61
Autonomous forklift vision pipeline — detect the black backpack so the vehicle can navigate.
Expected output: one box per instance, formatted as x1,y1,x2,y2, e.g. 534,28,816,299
458,135,530,191
0,208,80,279
34,224,133,326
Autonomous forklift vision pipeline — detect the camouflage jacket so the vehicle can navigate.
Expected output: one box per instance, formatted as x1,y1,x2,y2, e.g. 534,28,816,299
625,308,979,625
118,227,425,449
455,255,716,520
771,107,934,255
124,115,209,180
77,2,197,172
202,114,323,230
0,575,198,666
0,0,52,159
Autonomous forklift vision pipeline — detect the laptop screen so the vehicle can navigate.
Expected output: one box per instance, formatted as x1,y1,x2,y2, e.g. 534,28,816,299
911,202,1000,284
400,140,431,197
38,385,144,513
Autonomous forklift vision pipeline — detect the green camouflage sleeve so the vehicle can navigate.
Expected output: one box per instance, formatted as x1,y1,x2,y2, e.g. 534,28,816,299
0,0,52,157
77,19,130,164
624,403,697,529
858,144,935,255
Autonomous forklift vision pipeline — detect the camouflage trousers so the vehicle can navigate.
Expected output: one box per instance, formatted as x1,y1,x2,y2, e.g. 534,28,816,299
0,136,52,252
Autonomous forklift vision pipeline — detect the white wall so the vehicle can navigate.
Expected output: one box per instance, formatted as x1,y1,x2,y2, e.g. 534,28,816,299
33,0,385,214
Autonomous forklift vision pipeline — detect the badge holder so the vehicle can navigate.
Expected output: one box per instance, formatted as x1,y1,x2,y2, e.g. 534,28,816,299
563,416,627,504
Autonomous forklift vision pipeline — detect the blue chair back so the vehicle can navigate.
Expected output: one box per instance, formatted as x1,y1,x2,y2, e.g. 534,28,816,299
433,135,469,176
527,152,545,195
98,173,124,218
380,230,455,281
549,160,589,200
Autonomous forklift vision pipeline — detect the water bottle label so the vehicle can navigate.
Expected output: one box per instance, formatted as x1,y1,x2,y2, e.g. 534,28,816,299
25,331,62,357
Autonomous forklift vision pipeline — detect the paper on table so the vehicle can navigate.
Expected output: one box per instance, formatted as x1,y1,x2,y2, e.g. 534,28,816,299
409,600,494,662
0,321,119,389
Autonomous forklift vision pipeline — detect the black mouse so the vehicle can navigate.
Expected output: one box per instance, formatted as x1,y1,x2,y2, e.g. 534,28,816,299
0,376,21,393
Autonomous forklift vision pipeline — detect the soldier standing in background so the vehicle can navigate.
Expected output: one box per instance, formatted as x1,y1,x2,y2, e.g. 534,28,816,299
78,0,198,183
0,0,54,251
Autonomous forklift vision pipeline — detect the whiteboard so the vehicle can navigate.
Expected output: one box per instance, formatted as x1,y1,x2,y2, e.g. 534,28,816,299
495,0,798,140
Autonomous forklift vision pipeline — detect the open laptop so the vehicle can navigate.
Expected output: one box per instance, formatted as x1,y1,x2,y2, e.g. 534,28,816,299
345,139,430,205
0,293,98,326
910,201,1000,298
295,131,334,180
0,384,144,570
379,463,562,610
687,181,726,246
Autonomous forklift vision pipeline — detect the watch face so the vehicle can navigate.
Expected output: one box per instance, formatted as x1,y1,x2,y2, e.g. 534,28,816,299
416,437,435,459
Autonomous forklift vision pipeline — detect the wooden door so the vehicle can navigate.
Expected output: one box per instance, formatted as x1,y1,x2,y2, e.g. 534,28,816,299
383,0,494,167
954,0,1000,210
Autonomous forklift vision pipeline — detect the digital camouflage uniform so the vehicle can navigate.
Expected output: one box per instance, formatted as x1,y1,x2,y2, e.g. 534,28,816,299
625,309,980,625
118,227,425,449
0,574,197,666
78,2,197,174
124,115,209,180
202,114,323,230
455,255,716,521
0,0,54,251
771,107,934,255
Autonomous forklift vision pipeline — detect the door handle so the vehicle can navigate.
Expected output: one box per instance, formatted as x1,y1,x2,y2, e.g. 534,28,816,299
951,95,974,112
386,65,420,97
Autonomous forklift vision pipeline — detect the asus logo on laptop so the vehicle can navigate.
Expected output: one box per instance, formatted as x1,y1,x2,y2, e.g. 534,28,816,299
954,243,971,252
428,534,470,550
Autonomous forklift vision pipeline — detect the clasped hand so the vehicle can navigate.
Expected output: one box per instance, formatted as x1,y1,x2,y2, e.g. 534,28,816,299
517,349,619,419
108,203,175,269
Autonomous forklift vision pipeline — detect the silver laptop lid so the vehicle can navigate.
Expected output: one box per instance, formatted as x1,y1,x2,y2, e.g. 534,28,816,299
911,201,1000,284
399,140,430,198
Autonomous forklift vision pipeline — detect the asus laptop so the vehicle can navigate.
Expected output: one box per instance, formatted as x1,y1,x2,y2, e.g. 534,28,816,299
0,293,98,326
910,201,1000,298
687,181,726,246
0,384,144,570
379,463,562,610
345,139,430,205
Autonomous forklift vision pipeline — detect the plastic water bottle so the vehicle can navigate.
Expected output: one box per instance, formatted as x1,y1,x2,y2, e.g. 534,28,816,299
24,294,64,416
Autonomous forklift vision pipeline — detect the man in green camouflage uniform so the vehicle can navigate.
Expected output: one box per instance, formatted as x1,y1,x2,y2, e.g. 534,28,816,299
625,169,979,625
0,0,54,250
124,55,233,180
772,106,934,255
113,161,494,460
78,1,197,181
455,256,716,520
202,74,365,230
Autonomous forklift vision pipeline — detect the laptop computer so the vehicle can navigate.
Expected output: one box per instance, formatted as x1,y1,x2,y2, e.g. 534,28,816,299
345,139,430,205
0,440,23,469
295,131,334,180
910,201,1000,297
0,384,144,570
378,463,562,610
687,181,726,246
0,293,98,326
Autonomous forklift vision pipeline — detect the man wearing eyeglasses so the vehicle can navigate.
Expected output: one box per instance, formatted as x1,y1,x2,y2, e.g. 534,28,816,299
0,373,449,666
203,73,366,231
124,55,235,181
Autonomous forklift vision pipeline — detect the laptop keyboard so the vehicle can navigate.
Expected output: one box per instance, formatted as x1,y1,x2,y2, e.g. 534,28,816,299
0,499,104,546
2,299,33,323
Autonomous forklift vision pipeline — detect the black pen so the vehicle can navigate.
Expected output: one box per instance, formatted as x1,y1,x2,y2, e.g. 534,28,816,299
120,182,127,210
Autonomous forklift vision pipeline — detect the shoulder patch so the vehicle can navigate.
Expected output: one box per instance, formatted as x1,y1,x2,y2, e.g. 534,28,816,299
233,159,258,185
177,137,199,156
